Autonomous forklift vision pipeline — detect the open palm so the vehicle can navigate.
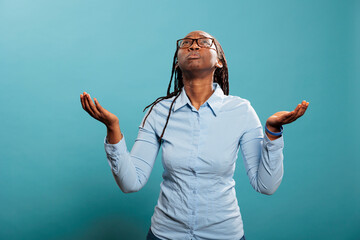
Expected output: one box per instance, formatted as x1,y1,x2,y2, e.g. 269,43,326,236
266,100,309,128
80,92,119,127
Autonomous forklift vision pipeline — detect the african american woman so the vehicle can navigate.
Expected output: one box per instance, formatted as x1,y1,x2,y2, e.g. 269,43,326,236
80,30,309,240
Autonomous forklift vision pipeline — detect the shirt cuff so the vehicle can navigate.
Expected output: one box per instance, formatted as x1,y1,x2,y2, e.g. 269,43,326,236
264,132,284,151
104,134,127,156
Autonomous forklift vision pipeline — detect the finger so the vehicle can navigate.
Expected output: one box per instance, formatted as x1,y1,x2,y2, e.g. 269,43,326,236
294,103,302,113
286,104,301,120
303,102,309,113
94,98,105,113
294,107,306,119
296,101,309,118
84,93,95,116
282,112,298,124
296,100,308,114
81,92,93,116
293,103,303,116
86,94,101,116
290,101,308,122
283,101,309,124
283,103,302,124
80,93,86,109
294,103,302,116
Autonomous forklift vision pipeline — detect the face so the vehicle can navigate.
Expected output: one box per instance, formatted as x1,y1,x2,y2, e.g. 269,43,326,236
177,31,222,74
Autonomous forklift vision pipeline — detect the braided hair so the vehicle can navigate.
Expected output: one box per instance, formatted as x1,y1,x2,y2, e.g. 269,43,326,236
142,36,229,143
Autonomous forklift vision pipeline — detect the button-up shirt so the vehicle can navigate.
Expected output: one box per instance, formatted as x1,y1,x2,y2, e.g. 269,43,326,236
104,82,284,240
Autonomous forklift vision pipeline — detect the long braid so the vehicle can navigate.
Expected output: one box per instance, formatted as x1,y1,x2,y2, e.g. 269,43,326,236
142,34,229,144
166,48,179,95
158,91,181,142
213,38,229,95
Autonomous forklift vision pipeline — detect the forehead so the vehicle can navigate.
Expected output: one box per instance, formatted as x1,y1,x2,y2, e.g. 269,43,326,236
184,31,212,38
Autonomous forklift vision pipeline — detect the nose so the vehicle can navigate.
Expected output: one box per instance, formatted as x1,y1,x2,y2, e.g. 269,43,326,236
189,40,200,50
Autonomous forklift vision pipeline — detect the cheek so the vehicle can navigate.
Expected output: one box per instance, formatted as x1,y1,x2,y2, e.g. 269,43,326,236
208,51,219,64
202,52,218,66
177,50,186,61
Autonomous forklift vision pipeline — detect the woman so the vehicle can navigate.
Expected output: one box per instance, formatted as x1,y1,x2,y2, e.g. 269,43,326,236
80,30,309,240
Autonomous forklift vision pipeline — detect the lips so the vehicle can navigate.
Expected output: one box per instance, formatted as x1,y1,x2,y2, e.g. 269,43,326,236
187,52,200,59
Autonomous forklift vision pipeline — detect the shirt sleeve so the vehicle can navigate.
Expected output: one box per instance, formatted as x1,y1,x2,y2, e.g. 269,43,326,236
103,107,161,193
239,102,284,195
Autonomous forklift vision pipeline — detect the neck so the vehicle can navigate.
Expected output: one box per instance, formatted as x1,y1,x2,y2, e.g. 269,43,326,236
182,72,215,110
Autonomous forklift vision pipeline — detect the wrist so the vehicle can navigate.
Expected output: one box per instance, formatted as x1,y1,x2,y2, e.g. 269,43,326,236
106,121,120,131
265,124,283,138
106,122,123,144
266,123,281,133
265,120,282,131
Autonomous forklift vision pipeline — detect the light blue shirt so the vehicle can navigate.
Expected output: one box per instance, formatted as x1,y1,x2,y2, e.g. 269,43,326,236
104,82,284,240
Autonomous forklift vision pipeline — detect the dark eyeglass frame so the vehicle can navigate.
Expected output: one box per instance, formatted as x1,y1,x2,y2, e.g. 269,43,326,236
176,37,216,49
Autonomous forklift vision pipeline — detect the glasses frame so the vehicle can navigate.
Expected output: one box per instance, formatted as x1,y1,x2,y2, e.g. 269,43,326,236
176,37,216,49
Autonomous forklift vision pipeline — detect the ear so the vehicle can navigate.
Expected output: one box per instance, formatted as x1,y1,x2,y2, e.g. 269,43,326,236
175,62,179,69
216,60,223,68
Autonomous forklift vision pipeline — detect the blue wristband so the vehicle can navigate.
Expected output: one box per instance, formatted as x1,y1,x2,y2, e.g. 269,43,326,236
265,125,283,136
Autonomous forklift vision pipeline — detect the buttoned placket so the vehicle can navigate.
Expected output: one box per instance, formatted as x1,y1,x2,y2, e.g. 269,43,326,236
189,104,202,240
190,104,206,239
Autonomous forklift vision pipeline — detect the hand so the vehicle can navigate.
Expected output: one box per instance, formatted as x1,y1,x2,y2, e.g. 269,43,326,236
266,100,309,130
80,92,119,128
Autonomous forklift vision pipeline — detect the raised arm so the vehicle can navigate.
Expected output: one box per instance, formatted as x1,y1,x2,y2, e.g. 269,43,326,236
239,100,309,195
80,92,160,193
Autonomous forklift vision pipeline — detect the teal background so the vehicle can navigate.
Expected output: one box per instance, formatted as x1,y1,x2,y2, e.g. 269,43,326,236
1,0,359,239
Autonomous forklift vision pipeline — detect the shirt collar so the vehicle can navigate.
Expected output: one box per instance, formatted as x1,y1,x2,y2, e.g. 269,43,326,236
173,82,224,116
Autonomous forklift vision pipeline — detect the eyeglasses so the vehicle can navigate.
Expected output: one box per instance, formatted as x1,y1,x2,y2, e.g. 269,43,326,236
177,38,215,49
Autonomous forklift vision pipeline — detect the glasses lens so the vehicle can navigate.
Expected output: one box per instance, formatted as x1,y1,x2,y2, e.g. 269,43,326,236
178,39,192,48
198,38,212,47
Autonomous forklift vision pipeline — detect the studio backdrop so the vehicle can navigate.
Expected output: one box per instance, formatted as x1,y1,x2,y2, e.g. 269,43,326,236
1,0,359,239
